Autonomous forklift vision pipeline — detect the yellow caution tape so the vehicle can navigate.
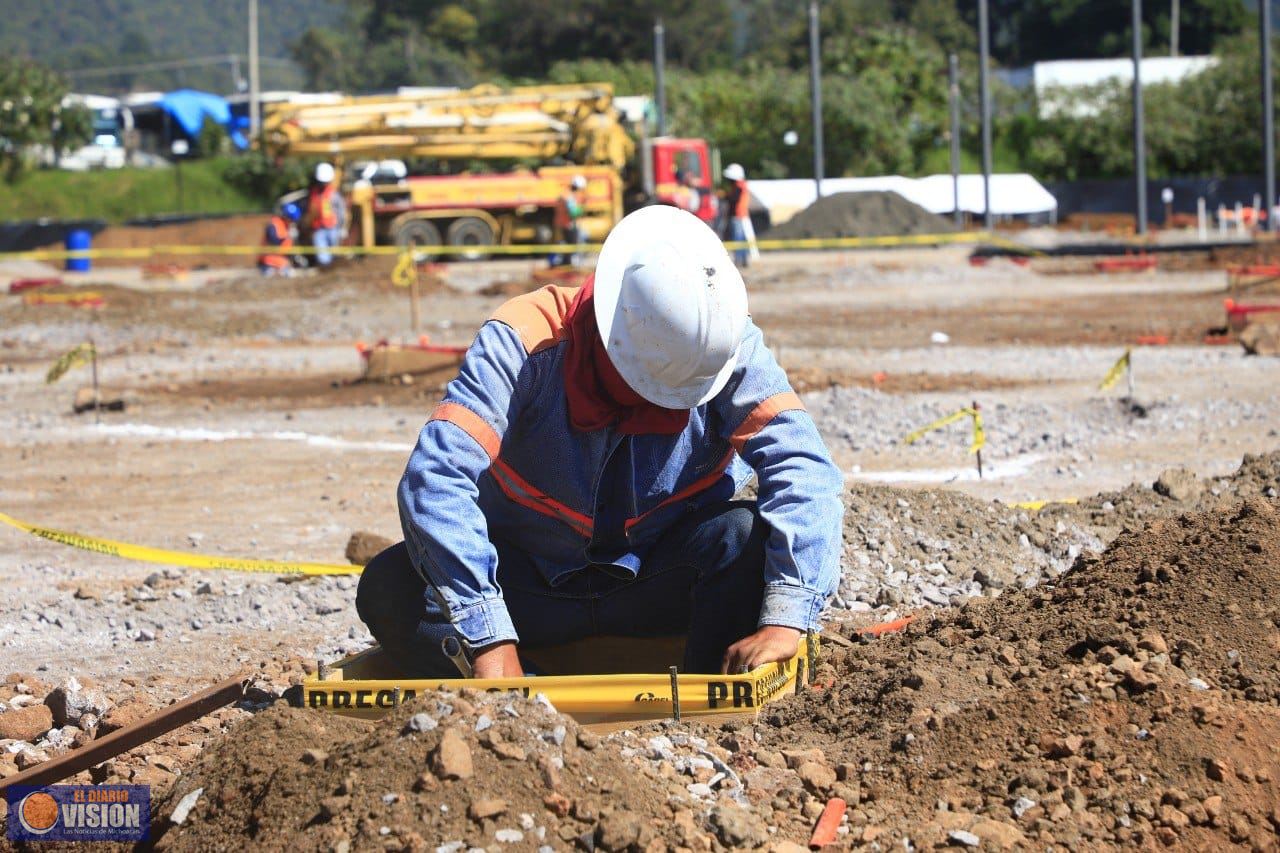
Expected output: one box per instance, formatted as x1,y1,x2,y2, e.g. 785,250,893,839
0,231,990,263
306,641,812,725
969,408,986,454
1009,497,1080,511
0,511,361,576
391,251,417,288
1098,349,1132,391
904,406,984,454
46,342,96,384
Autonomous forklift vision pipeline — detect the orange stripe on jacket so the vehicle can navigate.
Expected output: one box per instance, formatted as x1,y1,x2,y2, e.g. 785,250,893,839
729,392,805,452
490,458,592,537
625,449,735,532
430,402,501,461
490,284,579,354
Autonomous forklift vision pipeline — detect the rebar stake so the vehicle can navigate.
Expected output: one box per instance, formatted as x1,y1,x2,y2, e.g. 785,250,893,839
669,665,681,722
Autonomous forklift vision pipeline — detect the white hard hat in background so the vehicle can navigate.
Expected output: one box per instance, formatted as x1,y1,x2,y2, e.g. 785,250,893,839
723,163,745,181
593,206,748,409
571,174,587,190
315,162,336,183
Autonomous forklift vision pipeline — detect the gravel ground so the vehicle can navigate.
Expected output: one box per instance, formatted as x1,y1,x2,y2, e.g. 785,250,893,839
0,248,1277,806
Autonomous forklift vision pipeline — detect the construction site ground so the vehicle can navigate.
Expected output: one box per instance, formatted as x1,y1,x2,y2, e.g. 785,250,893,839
1,244,1278,849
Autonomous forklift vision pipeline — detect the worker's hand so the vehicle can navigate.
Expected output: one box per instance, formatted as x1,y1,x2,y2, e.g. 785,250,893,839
472,641,523,679
721,626,804,675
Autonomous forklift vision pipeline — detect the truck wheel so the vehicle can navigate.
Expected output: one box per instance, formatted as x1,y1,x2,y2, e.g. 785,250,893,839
446,217,494,261
394,219,443,261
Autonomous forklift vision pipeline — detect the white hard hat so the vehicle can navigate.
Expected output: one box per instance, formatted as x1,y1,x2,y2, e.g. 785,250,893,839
315,162,336,183
593,206,748,409
723,163,745,181
571,174,587,190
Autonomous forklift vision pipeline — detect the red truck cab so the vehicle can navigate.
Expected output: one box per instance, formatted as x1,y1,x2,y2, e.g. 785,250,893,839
642,137,719,224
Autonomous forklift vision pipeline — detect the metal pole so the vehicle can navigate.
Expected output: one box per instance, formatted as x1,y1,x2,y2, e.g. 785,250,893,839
1262,0,1276,231
949,53,962,225
653,19,667,136
1133,0,1148,236
978,0,993,229
1170,0,1179,56
248,0,261,140
809,1,825,198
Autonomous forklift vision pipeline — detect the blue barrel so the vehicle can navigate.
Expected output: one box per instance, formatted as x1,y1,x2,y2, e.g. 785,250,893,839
64,229,92,272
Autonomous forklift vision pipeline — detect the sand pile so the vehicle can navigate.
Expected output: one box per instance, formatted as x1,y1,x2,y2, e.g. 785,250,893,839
767,191,956,241
753,496,1280,849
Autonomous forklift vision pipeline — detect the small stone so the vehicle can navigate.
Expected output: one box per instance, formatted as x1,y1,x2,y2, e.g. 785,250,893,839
143,572,164,588
98,699,158,736
73,586,99,601
1153,468,1201,502
542,793,571,817
320,797,348,822
490,741,526,761
1138,632,1169,655
493,829,523,843
300,748,328,765
430,729,473,781
576,730,600,750
1202,795,1223,822
1206,758,1231,782
596,811,642,851
1043,734,1084,758
0,704,54,741
405,713,438,734
797,761,837,793
1012,797,1037,818
1158,804,1190,830
468,798,507,821
708,803,769,847
345,531,394,566
754,749,786,769
949,829,981,847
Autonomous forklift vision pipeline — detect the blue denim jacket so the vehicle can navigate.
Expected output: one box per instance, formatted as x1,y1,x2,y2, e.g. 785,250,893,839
398,285,844,646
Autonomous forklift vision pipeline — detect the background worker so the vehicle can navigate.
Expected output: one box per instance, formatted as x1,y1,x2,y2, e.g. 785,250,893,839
356,206,844,679
551,174,587,267
306,162,345,268
257,202,300,276
722,163,753,268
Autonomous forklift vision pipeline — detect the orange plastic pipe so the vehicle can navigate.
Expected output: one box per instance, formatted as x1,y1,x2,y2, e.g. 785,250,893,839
808,797,847,848
857,615,915,637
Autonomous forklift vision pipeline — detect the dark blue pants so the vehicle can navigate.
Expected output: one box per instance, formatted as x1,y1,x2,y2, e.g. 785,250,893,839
355,501,767,676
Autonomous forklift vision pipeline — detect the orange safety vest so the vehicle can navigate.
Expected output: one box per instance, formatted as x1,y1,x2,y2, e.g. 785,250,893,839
553,190,584,232
308,184,338,229
732,179,750,219
258,215,293,268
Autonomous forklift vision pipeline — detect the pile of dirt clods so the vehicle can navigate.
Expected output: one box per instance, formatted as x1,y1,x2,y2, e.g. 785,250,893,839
155,496,1280,851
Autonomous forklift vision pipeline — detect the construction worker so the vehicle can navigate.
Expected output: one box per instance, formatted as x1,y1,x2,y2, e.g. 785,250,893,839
306,162,345,268
551,174,587,267
723,163,752,268
257,203,300,276
356,206,843,679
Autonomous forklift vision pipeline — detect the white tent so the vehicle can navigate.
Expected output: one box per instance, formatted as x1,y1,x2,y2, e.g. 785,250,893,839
747,173,1057,223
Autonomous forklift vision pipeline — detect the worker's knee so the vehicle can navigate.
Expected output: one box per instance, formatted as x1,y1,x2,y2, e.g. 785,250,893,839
354,541,417,625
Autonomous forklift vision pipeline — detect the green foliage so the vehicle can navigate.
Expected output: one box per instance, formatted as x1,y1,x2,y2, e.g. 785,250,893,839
0,0,344,93
222,152,313,204
0,58,91,182
0,158,260,221
978,0,1249,66
1006,32,1280,181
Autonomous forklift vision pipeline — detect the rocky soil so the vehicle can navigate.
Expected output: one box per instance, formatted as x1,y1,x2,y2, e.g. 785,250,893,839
121,492,1280,852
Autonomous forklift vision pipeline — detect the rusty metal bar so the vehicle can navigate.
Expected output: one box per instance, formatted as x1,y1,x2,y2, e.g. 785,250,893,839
0,675,250,795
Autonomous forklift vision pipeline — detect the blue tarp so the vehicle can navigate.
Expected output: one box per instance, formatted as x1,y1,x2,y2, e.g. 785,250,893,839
159,90,247,149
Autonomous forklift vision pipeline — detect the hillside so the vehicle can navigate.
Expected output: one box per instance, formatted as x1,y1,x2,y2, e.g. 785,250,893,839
0,0,344,92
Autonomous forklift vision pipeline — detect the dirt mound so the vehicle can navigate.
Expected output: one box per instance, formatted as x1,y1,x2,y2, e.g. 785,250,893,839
749,497,1280,849
155,691,725,851
768,191,957,241
1061,451,1280,540
92,215,269,269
